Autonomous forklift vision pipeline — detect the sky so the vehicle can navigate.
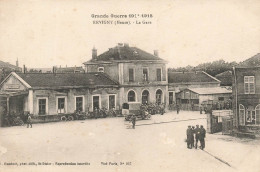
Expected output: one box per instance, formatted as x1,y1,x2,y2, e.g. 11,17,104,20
0,0,260,68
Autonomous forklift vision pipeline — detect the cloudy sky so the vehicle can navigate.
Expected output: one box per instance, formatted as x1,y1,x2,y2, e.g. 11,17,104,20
0,0,260,68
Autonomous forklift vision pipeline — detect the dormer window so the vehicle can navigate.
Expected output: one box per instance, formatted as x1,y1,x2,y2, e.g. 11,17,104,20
98,67,104,73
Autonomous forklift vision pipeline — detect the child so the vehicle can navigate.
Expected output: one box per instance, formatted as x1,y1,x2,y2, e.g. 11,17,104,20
27,114,32,128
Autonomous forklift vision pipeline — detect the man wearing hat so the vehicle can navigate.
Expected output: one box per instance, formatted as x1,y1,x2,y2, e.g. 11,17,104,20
199,125,206,150
186,126,192,149
194,125,201,149
131,114,137,129
191,126,195,148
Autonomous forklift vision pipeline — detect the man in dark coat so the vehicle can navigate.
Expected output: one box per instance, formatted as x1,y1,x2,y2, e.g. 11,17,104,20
131,114,136,129
194,125,201,149
191,126,195,148
176,104,180,114
186,126,192,149
199,125,206,150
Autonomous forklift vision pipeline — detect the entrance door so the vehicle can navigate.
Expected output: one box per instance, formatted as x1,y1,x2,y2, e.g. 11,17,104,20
109,95,116,110
156,89,162,104
93,96,100,110
142,90,149,104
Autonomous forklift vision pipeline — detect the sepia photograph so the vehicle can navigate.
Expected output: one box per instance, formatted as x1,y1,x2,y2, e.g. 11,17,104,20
0,0,260,172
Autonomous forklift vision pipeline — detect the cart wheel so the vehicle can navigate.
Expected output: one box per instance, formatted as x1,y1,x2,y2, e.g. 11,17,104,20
68,116,74,121
61,116,67,121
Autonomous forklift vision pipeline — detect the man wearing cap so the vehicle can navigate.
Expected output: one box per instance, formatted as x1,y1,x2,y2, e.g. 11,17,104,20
199,125,206,150
194,125,201,149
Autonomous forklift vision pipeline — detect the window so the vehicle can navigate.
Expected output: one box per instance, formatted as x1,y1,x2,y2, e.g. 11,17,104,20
98,67,104,73
181,99,189,104
218,97,224,101
93,95,100,110
255,104,260,125
156,68,162,81
156,89,163,104
38,98,47,115
108,95,116,110
239,104,245,125
143,68,148,81
246,106,256,125
57,97,66,113
129,68,134,82
244,76,255,94
75,96,83,112
128,90,136,102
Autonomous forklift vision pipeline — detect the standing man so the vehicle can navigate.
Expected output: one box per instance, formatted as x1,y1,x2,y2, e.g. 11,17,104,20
191,126,195,148
191,102,194,111
186,126,193,149
176,104,180,114
160,103,165,115
27,114,32,128
200,125,206,150
131,114,136,129
194,125,201,149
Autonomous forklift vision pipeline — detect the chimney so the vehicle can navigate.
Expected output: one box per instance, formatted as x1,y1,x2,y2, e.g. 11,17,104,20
23,65,26,74
92,47,97,60
117,46,122,59
154,50,159,57
16,58,19,67
52,66,56,74
118,43,124,47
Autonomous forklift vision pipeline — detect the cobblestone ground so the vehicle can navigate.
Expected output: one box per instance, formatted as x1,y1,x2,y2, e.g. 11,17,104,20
0,111,259,172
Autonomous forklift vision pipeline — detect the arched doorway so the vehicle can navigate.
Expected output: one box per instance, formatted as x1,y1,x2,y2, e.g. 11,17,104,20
142,90,149,104
156,89,163,104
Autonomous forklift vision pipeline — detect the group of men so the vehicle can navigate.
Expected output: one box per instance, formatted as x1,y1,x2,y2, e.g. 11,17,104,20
186,125,206,150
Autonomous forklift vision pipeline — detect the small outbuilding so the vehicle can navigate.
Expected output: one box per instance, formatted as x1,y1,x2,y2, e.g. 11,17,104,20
176,87,232,111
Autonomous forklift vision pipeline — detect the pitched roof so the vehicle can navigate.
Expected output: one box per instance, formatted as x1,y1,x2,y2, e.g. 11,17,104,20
0,61,21,71
168,71,220,84
16,72,118,89
188,87,232,95
85,44,165,63
215,70,233,86
238,53,260,67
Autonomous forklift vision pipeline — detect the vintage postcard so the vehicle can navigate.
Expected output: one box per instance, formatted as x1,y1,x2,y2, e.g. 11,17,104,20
0,0,260,172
